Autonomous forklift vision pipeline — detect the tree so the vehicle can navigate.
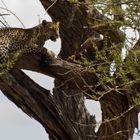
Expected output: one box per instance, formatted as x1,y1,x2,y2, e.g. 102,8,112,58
0,0,140,139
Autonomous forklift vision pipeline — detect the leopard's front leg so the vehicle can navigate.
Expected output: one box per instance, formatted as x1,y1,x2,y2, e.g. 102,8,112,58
25,44,55,64
39,47,55,62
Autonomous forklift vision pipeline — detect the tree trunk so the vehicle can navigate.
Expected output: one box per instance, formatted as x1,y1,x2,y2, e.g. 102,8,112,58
0,0,139,140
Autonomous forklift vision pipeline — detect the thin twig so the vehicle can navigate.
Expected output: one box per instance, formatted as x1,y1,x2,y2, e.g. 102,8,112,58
45,0,58,14
0,7,25,28
0,0,11,27
0,20,7,27
1,0,8,11
0,12,10,27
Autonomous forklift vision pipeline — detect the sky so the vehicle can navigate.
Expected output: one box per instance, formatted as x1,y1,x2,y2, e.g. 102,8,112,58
0,0,139,140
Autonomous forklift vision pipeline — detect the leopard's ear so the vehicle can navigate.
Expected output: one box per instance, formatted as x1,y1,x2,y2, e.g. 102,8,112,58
50,21,60,29
42,20,47,27
55,22,60,29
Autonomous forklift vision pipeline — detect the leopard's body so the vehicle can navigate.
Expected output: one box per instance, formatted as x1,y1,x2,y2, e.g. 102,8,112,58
0,20,59,64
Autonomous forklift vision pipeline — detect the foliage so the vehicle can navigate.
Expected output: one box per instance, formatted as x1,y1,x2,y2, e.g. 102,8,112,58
1,0,140,139
0,49,25,76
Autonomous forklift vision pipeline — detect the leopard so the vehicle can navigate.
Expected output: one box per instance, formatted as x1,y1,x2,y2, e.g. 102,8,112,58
0,20,59,65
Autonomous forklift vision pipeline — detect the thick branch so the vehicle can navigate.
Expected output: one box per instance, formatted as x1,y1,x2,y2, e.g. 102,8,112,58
0,69,71,139
39,1,138,140
0,68,96,140
0,50,97,140
89,8,125,44
14,52,98,89
0,1,138,140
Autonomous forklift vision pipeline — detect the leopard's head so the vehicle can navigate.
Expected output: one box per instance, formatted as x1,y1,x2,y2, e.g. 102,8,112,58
40,20,60,42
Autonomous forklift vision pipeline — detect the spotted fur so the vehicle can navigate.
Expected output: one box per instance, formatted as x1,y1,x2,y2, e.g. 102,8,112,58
0,20,59,64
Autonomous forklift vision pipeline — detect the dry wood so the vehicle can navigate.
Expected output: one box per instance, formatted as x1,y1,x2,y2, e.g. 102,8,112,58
0,0,139,140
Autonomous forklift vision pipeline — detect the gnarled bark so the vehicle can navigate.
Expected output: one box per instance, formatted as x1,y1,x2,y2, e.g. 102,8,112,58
0,0,139,140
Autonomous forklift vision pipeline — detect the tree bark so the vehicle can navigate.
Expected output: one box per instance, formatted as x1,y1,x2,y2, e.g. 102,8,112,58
0,0,139,140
